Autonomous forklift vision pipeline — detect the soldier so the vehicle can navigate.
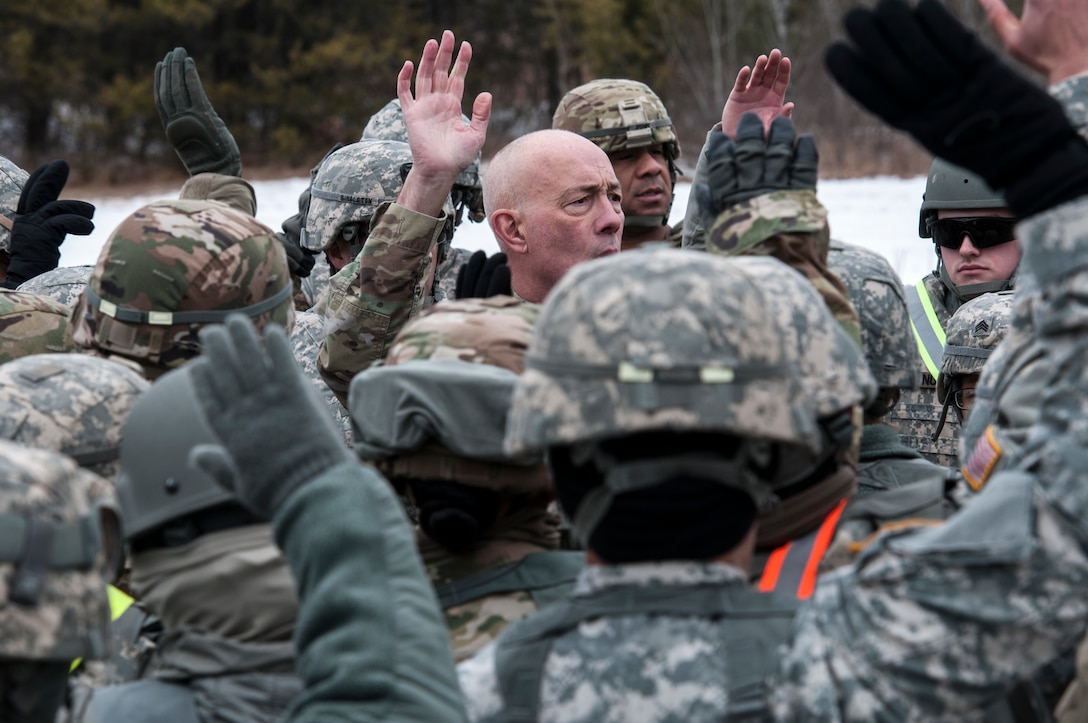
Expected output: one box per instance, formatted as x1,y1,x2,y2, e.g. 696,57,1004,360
552,79,682,249
886,159,1019,468
0,289,82,362
827,241,953,495
68,198,294,380
74,367,302,721
290,309,353,443
0,441,117,722
350,296,581,661
318,31,622,401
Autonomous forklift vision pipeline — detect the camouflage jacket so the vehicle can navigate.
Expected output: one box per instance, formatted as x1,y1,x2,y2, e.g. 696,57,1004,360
318,203,468,404
290,310,353,444
458,561,798,722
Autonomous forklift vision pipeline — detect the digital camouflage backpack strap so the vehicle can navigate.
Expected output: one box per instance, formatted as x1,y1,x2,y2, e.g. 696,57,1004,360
494,582,798,722
434,551,583,610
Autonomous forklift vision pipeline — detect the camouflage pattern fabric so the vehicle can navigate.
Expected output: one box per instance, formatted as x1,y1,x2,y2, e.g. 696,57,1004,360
300,257,331,312
319,202,445,403
551,79,680,158
17,264,92,307
0,154,28,253
1051,72,1088,144
384,295,538,372
0,440,112,662
458,561,770,721
680,124,720,251
434,246,474,304
0,289,82,362
828,241,919,391
70,198,294,375
886,273,961,468
0,353,149,484
936,290,1014,404
288,310,353,444
446,589,538,663
362,99,409,143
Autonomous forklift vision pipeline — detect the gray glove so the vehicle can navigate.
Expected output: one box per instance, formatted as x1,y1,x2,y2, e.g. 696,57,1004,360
155,47,242,178
186,315,354,519
697,113,818,218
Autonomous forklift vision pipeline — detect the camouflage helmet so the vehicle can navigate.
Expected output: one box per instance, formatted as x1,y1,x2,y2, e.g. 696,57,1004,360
0,155,28,253
351,296,548,494
919,157,1007,238
70,199,294,375
362,98,485,225
0,439,113,662
937,290,1014,404
116,365,236,540
827,242,919,390
16,264,92,307
0,353,150,484
302,139,456,258
0,289,82,363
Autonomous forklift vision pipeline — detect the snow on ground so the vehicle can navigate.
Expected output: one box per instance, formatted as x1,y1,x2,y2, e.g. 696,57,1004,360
64,175,934,285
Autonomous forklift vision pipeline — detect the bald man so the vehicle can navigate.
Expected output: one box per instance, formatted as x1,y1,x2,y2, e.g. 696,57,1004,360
319,32,622,400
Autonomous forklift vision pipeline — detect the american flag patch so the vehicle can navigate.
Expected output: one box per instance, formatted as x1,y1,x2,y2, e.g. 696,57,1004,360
962,425,1002,492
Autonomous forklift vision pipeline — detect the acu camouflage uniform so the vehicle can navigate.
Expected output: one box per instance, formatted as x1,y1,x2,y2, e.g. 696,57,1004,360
69,199,294,379
17,264,92,307
290,309,353,444
0,289,82,362
351,297,581,662
0,154,28,253
459,249,873,722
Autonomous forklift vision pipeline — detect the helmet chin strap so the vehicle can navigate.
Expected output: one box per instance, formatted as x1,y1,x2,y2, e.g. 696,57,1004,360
937,260,1015,304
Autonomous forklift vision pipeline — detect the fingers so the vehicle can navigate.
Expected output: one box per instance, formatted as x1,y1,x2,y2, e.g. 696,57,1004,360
470,92,492,137
750,54,769,87
224,313,271,390
183,57,209,112
978,0,1020,47
446,40,472,102
197,322,247,400
170,48,191,111
22,160,70,214
415,37,440,97
732,66,752,93
264,322,306,389
397,61,415,108
431,30,456,95
773,55,791,96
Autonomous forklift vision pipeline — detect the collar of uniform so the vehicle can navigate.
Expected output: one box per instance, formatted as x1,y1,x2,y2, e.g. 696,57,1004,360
573,560,748,597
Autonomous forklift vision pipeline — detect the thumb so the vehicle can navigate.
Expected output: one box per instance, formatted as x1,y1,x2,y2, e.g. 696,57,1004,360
190,444,241,495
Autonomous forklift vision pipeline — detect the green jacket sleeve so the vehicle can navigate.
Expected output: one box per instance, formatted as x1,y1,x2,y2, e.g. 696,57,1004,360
274,461,467,722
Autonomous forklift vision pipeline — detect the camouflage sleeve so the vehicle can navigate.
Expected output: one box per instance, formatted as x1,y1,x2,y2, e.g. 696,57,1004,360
457,644,504,721
275,462,468,723
679,124,720,251
770,197,1088,720
1051,71,1088,144
318,202,443,403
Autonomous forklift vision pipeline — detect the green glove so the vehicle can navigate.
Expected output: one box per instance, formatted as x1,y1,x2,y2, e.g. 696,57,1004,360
155,47,243,178
186,315,354,520
697,112,818,218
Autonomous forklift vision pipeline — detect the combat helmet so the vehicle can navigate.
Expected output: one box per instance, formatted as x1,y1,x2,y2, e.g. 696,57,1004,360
552,78,681,228
505,248,874,546
0,289,82,362
919,158,1017,299
828,242,919,414
363,98,485,225
0,155,28,253
0,439,115,662
302,139,456,261
116,365,245,544
934,291,1014,437
351,296,548,496
70,199,294,376
0,353,150,484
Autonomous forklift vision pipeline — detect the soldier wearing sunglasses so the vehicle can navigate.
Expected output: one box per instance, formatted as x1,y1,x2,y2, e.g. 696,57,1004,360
887,159,1019,469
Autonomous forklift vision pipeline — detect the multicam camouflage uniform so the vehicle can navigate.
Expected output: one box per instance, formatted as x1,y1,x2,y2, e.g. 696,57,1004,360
17,264,92,307
0,288,82,361
290,310,353,444
352,297,581,662
69,198,294,379
0,440,115,721
0,154,28,253
459,249,874,721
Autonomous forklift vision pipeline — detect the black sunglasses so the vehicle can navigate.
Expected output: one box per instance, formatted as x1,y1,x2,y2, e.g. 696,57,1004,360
931,216,1016,250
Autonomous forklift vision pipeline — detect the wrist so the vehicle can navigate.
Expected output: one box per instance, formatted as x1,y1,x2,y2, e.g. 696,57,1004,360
396,166,457,217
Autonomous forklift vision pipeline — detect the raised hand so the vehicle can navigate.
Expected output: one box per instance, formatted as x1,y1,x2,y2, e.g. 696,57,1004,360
721,49,795,137
978,0,1088,85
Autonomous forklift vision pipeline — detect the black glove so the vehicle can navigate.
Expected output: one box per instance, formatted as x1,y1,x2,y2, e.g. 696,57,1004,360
2,160,94,289
455,250,512,298
155,47,243,178
696,113,818,219
825,0,1088,218
187,315,355,520
277,232,316,279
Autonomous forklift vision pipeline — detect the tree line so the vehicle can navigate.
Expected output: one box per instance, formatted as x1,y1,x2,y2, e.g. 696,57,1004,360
0,0,1021,183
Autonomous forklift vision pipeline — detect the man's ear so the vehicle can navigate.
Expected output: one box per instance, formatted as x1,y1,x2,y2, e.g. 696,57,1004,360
490,209,527,255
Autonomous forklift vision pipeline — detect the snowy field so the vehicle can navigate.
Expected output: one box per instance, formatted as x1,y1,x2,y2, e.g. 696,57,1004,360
64,175,935,285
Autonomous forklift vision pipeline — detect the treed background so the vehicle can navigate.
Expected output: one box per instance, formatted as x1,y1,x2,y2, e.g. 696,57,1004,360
2,0,1025,188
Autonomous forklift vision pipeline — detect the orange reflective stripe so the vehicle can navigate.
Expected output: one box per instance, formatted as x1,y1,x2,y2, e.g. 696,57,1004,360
758,541,792,593
797,498,849,600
